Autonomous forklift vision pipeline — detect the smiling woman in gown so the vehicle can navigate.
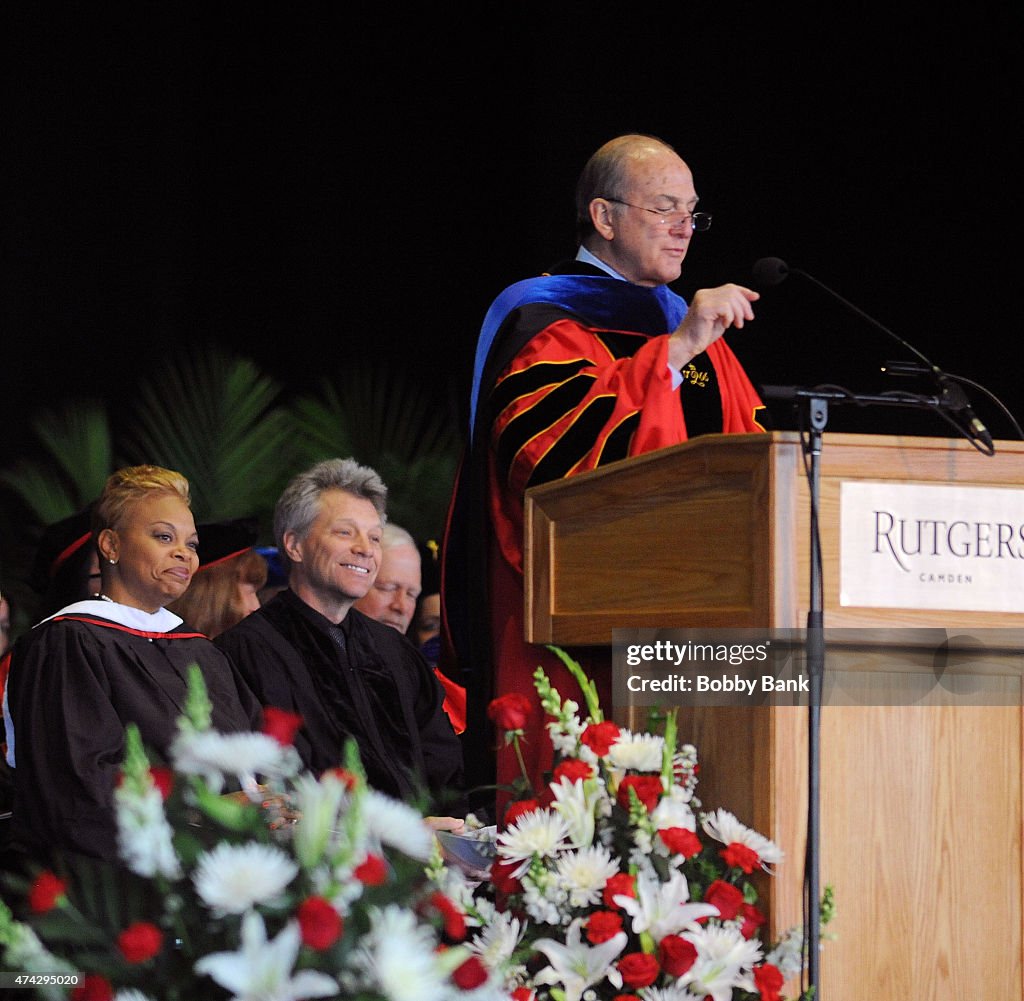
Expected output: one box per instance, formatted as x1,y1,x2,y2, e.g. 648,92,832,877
4,465,262,863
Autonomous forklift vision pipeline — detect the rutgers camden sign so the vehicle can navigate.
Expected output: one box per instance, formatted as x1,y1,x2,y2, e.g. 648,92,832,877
839,481,1024,612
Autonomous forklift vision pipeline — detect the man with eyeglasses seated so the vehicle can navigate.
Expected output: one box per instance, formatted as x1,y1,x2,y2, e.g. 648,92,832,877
441,132,768,817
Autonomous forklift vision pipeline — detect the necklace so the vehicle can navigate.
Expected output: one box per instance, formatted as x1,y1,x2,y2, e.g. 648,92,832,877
96,593,115,603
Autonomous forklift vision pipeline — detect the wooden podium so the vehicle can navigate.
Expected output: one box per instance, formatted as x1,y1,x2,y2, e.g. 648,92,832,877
523,431,1024,1000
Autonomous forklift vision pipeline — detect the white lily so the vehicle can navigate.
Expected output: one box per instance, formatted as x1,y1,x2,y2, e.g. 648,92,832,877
289,770,348,870
548,774,601,847
532,916,627,1001
615,864,719,941
194,910,338,1001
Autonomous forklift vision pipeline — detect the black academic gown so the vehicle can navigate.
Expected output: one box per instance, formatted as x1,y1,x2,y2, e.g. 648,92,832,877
214,590,465,814
6,602,262,863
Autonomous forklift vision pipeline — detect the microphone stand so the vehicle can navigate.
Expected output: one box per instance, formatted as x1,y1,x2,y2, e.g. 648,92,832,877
758,381,993,999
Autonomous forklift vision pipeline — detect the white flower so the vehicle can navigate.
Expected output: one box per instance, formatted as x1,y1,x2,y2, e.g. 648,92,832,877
194,910,338,1001
171,729,300,792
701,808,784,868
532,916,627,1001
548,774,601,847
114,992,157,1001
615,865,719,942
680,924,763,1001
193,842,298,915
650,784,697,833
290,771,348,870
467,910,524,974
349,904,448,1001
360,789,434,860
496,808,570,878
554,845,620,909
114,782,182,880
636,986,694,1001
765,924,806,980
607,731,665,772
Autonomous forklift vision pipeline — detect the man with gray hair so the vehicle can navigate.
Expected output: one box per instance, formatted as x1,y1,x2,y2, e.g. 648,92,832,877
216,458,465,823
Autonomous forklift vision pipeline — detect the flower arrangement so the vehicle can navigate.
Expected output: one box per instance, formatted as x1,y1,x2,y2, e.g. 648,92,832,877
433,648,833,1001
0,666,510,1001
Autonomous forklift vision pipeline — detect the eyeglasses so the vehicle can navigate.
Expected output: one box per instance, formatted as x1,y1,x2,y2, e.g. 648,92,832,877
602,197,712,232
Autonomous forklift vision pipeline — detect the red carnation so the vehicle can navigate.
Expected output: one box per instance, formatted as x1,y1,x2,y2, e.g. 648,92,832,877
754,962,785,1000
427,891,467,941
602,872,636,909
552,758,593,785
503,798,540,828
322,766,359,790
616,774,663,813
658,826,701,858
487,692,534,732
262,706,304,746
354,853,388,886
721,840,760,873
511,989,536,1001
704,878,744,921
740,901,767,939
586,909,624,943
611,996,642,1001
580,720,621,756
70,975,114,1001
149,765,174,800
658,933,698,977
28,871,66,913
297,896,343,950
490,857,522,895
617,951,660,989
452,954,489,989
117,921,163,963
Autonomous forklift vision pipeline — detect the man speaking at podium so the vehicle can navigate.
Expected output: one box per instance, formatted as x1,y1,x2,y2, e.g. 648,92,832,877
442,133,768,814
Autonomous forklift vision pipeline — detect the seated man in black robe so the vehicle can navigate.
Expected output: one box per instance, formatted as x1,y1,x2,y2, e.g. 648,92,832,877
215,458,466,825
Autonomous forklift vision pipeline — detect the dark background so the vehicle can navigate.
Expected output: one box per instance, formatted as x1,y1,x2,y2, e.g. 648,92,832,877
4,5,1022,461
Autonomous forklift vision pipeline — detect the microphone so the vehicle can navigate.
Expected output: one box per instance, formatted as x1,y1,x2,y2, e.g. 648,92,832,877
752,257,994,451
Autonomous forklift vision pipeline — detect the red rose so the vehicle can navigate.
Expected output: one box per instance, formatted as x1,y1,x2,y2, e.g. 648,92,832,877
503,798,540,828
616,774,663,813
511,989,536,1001
658,826,701,858
71,976,114,1001
704,879,744,921
611,996,641,1001
297,896,343,950
28,872,66,913
552,758,593,785
117,921,163,963
452,954,489,989
354,853,388,885
754,962,785,1000
740,901,767,939
658,933,698,977
617,951,660,989
487,692,534,732
586,909,623,943
149,765,174,800
427,891,467,941
602,872,636,909
262,706,304,746
580,720,621,756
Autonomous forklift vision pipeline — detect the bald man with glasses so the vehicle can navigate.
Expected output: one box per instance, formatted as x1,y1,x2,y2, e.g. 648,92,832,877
441,133,768,818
